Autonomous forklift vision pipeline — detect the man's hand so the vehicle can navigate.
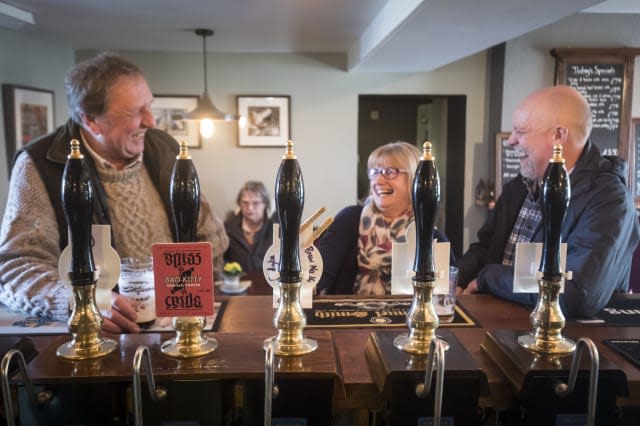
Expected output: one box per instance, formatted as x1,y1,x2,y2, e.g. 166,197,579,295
101,292,140,334
462,279,479,295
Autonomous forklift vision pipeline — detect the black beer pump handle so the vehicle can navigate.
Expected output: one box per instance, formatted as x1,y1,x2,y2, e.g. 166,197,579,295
412,141,440,282
61,139,96,285
275,141,304,283
169,141,200,243
539,144,570,281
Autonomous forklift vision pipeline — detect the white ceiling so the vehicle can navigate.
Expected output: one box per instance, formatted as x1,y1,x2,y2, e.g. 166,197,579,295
3,0,640,72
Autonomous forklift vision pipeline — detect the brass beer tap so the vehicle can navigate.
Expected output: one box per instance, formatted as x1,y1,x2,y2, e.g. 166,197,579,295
57,139,117,360
394,141,442,354
266,141,317,356
518,144,576,354
161,141,217,357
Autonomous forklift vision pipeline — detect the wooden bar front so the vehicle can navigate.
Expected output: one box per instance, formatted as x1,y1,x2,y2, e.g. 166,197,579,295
5,285,640,424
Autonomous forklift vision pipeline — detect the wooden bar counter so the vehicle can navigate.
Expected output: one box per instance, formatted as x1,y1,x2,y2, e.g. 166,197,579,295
213,292,640,412
7,280,640,424
25,331,336,383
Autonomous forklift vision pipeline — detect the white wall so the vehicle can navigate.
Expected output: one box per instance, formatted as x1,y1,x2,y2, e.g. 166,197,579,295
77,50,488,247
0,34,488,251
2,12,638,254
502,13,640,130
0,28,74,206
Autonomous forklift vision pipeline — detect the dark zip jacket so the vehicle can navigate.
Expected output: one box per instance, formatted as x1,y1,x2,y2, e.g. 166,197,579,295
456,141,640,317
223,212,274,273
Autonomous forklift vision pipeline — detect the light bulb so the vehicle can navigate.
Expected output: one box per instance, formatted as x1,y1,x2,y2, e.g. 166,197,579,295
200,119,215,139
238,116,247,129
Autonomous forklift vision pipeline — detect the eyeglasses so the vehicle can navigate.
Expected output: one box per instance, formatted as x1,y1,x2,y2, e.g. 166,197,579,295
240,200,264,208
367,167,408,180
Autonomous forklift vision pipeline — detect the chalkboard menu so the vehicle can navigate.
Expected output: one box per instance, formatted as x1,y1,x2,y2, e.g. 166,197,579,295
565,63,623,156
552,48,640,165
495,132,519,198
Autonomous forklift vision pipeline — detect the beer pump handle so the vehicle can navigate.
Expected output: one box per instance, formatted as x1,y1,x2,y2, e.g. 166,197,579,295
539,144,570,281
275,141,304,284
61,139,96,285
412,142,440,282
170,142,200,242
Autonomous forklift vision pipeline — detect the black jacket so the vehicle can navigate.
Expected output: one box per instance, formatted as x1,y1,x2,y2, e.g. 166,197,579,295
223,212,274,273
456,141,640,317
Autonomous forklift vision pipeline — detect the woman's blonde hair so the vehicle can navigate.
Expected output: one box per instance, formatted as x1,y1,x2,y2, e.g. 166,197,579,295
367,141,421,196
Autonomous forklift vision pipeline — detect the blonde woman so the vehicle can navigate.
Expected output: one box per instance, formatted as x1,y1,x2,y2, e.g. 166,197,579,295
316,142,452,295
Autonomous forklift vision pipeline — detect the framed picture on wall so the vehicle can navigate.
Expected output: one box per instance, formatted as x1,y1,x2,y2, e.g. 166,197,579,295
2,84,55,170
151,94,201,148
237,95,290,147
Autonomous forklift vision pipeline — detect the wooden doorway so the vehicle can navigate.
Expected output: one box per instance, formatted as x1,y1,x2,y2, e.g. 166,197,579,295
358,94,466,256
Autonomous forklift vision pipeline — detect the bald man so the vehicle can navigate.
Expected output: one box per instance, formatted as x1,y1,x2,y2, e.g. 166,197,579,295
456,85,639,317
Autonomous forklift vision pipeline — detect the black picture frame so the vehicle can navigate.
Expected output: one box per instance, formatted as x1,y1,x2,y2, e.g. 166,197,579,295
237,95,290,147
151,94,202,148
2,84,55,171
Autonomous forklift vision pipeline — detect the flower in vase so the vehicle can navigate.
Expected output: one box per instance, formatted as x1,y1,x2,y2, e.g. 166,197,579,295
223,262,243,277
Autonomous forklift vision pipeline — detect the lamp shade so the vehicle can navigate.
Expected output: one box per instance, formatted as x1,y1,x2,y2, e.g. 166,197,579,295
184,28,240,125
184,91,240,121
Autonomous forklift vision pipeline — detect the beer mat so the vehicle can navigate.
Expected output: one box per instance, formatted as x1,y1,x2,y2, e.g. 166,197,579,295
0,301,227,335
147,300,227,332
304,298,477,328
604,339,640,369
589,298,640,326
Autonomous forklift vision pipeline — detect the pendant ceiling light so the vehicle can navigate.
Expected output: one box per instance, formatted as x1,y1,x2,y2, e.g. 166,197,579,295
184,28,241,139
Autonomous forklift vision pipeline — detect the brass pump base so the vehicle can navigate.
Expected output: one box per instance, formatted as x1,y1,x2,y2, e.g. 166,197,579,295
267,281,317,356
161,316,218,358
57,339,117,360
263,336,318,357
518,277,576,355
517,333,576,354
57,284,117,360
394,278,448,355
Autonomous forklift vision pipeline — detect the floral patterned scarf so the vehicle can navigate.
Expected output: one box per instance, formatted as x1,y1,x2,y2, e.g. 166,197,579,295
354,200,413,295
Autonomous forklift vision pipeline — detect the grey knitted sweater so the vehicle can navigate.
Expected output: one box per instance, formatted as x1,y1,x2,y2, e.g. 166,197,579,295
0,145,228,321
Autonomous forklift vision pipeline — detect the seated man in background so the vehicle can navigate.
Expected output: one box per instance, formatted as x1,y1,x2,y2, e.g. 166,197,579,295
224,180,275,272
0,52,228,333
315,141,452,295
456,85,639,318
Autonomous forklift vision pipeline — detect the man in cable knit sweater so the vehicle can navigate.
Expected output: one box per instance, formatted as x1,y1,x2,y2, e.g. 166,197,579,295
0,53,229,333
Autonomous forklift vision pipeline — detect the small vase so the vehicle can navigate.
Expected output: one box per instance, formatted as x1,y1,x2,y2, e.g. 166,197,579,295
223,274,240,288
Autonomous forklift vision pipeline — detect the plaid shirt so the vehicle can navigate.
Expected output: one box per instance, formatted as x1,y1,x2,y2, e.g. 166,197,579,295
502,180,542,266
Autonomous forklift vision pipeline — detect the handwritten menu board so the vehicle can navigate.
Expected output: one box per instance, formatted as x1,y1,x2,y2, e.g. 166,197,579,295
565,63,623,156
495,132,519,198
552,48,640,166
